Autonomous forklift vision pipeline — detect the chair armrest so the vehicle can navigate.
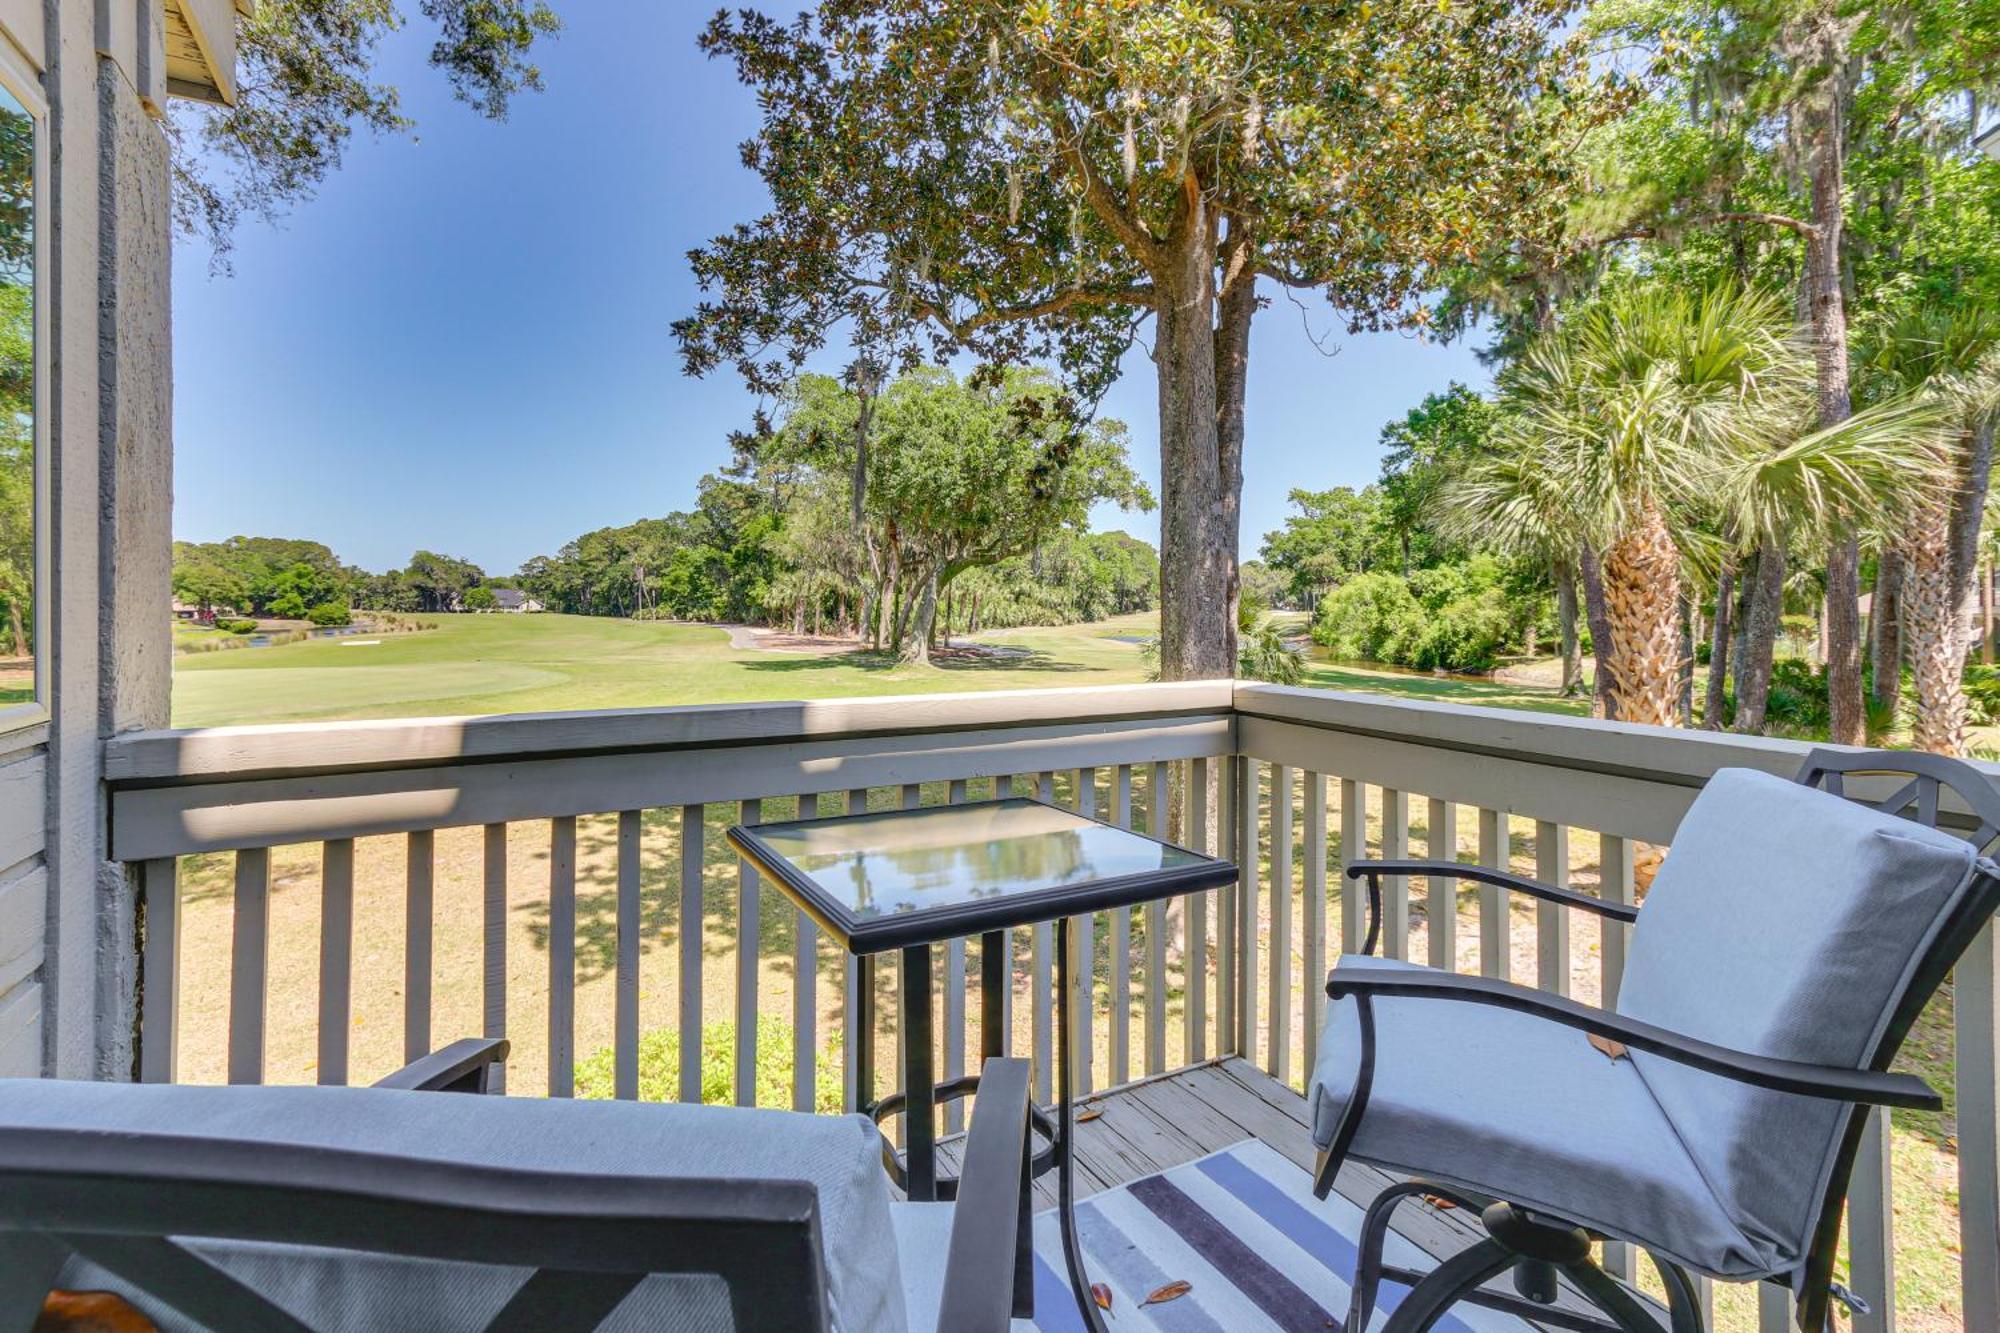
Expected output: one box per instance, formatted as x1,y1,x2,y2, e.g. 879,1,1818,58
1343,859,1638,957
372,1037,511,1093
1323,969,1939,1110
935,1058,1031,1333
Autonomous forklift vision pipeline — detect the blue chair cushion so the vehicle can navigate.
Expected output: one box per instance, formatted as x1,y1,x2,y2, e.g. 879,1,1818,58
0,1079,907,1333
1309,956,1763,1278
1617,768,1981,1273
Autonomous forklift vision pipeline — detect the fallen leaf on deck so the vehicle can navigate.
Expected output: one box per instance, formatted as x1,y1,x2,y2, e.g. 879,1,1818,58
1092,1283,1114,1313
1420,1193,1458,1211
1076,1106,1104,1123
1142,1281,1192,1306
1587,1033,1628,1061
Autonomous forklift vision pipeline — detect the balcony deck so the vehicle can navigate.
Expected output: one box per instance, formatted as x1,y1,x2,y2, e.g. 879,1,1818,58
98,681,2000,1330
940,1056,1611,1330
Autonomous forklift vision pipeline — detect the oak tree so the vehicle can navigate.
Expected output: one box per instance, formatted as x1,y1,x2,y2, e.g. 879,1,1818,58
677,1,1612,678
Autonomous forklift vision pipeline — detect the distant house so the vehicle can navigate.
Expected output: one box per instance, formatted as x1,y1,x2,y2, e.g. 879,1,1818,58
491,589,544,614
1980,121,2000,161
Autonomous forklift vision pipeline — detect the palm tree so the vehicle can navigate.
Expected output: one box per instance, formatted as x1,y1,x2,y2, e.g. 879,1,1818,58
1456,282,1942,729
1856,306,2000,754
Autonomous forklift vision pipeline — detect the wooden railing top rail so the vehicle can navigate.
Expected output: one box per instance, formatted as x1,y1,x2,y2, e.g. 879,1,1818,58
104,680,1238,786
1234,682,2000,843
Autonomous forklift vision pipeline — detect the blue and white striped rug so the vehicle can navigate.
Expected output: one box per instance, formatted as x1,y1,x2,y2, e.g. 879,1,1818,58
1024,1139,1531,1332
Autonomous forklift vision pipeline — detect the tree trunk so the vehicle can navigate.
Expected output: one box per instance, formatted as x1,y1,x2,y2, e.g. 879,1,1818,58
1801,11,1863,744
1734,540,1786,733
1211,213,1255,674
1984,560,1994,666
1578,542,1617,720
1905,498,1968,755
902,567,941,666
1827,534,1864,743
1871,549,1904,711
1155,221,1235,682
5,600,23,659
1556,562,1583,696
1703,559,1735,729
1678,593,1696,724
1950,417,1996,645
1599,499,1684,726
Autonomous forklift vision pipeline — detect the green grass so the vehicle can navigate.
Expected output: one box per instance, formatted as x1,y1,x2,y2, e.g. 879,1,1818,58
170,612,1160,727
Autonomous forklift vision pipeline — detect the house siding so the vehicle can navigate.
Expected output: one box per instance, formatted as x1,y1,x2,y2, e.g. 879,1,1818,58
0,1,176,1079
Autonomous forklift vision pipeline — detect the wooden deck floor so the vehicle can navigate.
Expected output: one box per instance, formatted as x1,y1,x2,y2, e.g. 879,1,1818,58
938,1056,1612,1330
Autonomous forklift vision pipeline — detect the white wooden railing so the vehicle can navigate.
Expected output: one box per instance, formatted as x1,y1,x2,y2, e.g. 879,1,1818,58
102,681,2000,1333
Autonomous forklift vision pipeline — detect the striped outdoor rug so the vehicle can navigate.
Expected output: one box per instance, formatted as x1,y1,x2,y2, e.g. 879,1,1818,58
1024,1139,1531,1332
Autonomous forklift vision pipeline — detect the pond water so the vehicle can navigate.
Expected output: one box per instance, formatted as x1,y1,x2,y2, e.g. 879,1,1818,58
244,626,371,648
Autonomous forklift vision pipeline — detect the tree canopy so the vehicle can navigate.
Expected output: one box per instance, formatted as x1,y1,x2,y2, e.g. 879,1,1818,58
679,0,1617,678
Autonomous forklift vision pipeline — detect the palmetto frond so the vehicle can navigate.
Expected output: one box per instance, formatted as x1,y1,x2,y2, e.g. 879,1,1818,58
1719,393,1952,545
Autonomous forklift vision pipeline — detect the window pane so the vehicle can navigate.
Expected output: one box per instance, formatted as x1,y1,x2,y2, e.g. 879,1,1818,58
0,81,31,711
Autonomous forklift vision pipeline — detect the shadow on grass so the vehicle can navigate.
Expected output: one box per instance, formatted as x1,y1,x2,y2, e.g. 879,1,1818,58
739,646,1093,675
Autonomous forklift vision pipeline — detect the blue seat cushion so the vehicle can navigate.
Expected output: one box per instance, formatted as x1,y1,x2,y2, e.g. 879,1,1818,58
1309,957,1763,1278
0,1079,906,1333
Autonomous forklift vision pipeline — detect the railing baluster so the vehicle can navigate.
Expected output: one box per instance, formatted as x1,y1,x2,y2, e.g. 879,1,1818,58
548,817,576,1098
1381,789,1410,960
617,810,643,1101
482,823,508,1093
897,784,922,1119
1235,756,1259,1061
1033,773,1055,1103
679,804,705,1103
1340,779,1365,955
1426,798,1456,972
843,789,868,1113
318,839,354,1086
139,858,180,1085
228,847,271,1085
1599,833,1635,1005
1146,760,1170,1076
1847,1107,1895,1333
944,779,969,1132
1758,1282,1796,1333
1534,820,1570,996
1477,808,1506,980
1302,772,1326,1078
1219,758,1238,1054
1110,764,1133,1088
1269,764,1293,1084
1187,757,1210,1063
1080,764,1096,1096
734,800,761,1107
794,794,819,1113
404,830,434,1064
1596,828,1639,1295
1961,920,2000,1331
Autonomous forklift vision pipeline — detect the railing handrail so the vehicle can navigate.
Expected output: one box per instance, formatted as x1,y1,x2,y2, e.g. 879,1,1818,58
105,680,1239,787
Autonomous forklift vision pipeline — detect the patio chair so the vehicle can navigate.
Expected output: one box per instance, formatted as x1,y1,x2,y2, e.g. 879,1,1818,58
1309,748,2000,1333
0,1039,1033,1333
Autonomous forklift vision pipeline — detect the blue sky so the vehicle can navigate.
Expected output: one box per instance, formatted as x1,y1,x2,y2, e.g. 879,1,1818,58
170,4,1493,577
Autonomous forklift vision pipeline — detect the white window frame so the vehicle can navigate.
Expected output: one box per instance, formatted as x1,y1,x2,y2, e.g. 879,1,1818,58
0,27,45,737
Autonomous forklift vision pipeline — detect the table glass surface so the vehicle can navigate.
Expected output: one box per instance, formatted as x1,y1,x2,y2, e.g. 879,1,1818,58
750,798,1208,923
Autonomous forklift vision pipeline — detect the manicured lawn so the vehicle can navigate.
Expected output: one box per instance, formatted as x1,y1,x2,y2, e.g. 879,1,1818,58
170,612,1162,727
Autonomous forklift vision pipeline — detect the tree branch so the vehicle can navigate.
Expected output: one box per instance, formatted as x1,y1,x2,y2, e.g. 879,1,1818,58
900,283,1159,338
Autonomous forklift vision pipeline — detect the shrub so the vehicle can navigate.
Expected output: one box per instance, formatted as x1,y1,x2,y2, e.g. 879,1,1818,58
575,1014,844,1113
1966,665,2000,725
1407,586,1512,673
1238,620,1303,684
307,602,351,627
219,618,258,635
1311,572,1423,662
1764,658,1831,733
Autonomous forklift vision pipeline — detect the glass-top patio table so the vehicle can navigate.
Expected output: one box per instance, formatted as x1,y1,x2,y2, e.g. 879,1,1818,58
728,795,1237,1330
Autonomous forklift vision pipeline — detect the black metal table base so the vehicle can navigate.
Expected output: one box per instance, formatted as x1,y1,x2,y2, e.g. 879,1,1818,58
863,923,1107,1330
